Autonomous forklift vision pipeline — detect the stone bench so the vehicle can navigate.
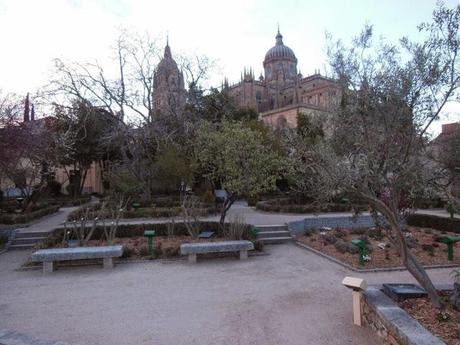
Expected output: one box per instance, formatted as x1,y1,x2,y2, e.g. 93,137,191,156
31,245,123,273
180,240,254,263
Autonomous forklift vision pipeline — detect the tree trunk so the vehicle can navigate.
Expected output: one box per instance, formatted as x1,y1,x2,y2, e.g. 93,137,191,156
219,194,237,228
359,193,444,309
405,250,443,309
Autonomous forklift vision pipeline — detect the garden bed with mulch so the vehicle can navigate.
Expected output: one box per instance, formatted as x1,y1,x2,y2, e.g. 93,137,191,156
400,292,460,345
297,226,460,269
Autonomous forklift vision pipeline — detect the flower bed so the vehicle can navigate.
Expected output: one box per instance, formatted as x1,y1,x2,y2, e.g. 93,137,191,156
33,221,263,261
400,292,460,345
297,226,460,269
0,205,60,225
256,197,367,213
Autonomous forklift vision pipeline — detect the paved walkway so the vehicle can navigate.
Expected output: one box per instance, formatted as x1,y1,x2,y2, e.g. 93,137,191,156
12,206,80,234
0,244,454,345
6,201,458,236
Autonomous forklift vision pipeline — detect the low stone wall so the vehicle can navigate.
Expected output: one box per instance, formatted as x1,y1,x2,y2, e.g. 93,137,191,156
288,215,377,236
361,287,445,345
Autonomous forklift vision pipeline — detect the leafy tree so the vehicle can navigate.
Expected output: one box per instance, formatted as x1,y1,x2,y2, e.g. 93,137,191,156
194,120,284,226
297,4,460,309
54,100,117,197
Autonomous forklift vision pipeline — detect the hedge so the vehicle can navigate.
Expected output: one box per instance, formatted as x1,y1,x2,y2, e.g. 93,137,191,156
256,198,367,213
67,205,216,221
0,205,60,225
406,214,460,233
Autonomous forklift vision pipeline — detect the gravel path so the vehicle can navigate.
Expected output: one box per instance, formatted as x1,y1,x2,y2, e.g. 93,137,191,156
0,244,454,345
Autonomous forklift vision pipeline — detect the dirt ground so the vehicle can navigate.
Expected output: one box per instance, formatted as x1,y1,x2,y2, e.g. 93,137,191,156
298,226,460,269
0,243,456,345
400,292,460,345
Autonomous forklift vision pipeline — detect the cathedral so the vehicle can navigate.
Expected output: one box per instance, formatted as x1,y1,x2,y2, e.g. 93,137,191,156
153,30,339,127
223,29,340,128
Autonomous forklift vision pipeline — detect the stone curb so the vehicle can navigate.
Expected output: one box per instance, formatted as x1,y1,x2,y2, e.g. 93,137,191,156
295,241,460,273
362,287,446,345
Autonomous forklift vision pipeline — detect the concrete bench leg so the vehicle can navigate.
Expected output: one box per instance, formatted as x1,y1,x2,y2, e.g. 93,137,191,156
43,261,54,273
103,257,114,269
188,254,197,263
239,250,248,260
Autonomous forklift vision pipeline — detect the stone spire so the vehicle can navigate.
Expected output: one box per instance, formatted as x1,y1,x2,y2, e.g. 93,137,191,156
24,93,30,122
164,35,172,59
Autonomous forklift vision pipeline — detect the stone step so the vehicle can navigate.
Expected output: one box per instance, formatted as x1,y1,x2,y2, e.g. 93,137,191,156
254,225,288,232
14,231,50,239
260,237,293,245
257,230,291,239
8,243,35,250
11,237,47,245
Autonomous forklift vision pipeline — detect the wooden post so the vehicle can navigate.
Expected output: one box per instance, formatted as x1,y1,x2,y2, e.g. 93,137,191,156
352,290,362,326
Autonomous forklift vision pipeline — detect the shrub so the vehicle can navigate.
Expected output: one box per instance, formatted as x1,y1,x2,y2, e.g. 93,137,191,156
406,214,460,233
255,197,367,213
0,235,8,249
422,244,435,256
322,233,337,245
334,239,348,253
225,215,251,240
253,239,264,251
47,180,62,196
122,246,134,258
368,228,384,241
0,205,60,225
246,195,259,207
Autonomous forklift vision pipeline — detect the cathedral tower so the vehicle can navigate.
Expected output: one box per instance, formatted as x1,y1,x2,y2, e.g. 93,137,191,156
153,40,186,115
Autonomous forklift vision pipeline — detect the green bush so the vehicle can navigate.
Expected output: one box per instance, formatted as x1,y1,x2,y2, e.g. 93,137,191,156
406,214,460,233
68,204,215,221
0,205,60,225
0,235,8,249
255,198,367,213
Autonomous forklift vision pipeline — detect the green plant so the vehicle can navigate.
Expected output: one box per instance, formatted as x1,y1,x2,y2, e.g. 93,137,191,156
121,246,134,258
436,311,451,322
0,235,8,249
422,244,435,256
225,215,250,240
249,227,259,240
368,228,384,241
253,239,264,251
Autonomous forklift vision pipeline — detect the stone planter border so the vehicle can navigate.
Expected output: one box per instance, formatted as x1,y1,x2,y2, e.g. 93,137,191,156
296,241,460,273
361,285,448,345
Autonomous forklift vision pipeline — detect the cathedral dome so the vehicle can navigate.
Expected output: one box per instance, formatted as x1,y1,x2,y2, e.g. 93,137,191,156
264,31,297,64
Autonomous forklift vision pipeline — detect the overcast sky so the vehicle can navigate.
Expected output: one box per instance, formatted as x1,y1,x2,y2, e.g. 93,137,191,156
0,0,459,135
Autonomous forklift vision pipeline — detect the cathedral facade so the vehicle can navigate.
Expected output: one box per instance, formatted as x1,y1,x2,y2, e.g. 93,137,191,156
223,30,340,128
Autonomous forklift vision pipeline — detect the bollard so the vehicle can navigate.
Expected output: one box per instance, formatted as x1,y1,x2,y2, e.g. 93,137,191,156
351,239,367,266
439,236,460,261
144,230,156,256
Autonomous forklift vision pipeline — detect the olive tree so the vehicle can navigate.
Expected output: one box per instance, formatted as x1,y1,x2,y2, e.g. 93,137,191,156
298,4,460,309
194,120,284,226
